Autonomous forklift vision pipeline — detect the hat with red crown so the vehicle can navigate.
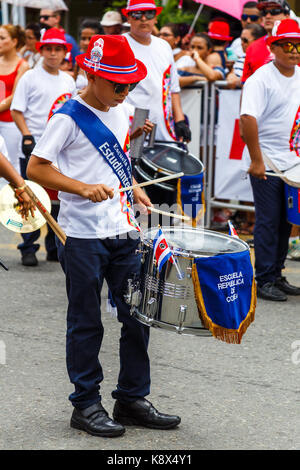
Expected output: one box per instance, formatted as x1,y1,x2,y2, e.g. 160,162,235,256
36,27,73,52
208,20,233,41
75,35,147,83
266,18,300,45
121,0,163,17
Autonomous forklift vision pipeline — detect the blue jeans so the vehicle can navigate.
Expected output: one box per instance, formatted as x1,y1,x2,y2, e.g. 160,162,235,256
56,233,150,410
250,174,292,286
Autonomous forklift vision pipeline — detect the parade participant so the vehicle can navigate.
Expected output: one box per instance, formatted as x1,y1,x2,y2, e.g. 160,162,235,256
74,19,102,90
100,11,123,35
122,0,191,142
241,0,290,83
11,28,76,267
27,35,181,438
39,9,80,64
0,24,29,173
240,18,300,301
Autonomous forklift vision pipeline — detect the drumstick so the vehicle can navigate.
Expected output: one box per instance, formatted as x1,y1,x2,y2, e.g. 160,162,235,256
146,206,190,221
23,184,67,245
117,172,184,193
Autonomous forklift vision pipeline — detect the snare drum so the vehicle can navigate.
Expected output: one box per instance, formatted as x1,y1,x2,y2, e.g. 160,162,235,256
125,226,249,336
134,143,204,206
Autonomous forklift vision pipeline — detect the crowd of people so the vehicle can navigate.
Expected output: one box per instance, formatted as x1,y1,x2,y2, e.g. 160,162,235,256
0,0,300,439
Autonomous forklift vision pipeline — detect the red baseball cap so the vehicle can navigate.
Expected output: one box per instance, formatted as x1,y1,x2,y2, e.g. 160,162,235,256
76,35,147,84
208,21,233,42
36,28,72,52
266,18,300,45
121,0,163,17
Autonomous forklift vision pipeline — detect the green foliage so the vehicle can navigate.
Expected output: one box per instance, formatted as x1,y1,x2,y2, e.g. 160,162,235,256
156,0,206,31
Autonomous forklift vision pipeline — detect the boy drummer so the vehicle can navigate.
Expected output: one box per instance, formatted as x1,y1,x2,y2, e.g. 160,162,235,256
240,19,300,301
27,35,181,438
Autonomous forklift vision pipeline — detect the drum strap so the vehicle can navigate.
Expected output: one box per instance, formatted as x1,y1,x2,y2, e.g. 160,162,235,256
55,99,133,206
192,250,256,344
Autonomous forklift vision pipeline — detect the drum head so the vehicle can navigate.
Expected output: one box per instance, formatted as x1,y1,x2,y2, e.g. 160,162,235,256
142,144,203,176
144,226,249,257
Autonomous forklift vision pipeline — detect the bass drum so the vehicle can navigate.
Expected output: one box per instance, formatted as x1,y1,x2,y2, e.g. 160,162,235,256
134,143,204,206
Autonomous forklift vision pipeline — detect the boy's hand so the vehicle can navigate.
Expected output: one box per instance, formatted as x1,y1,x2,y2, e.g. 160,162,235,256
133,186,152,214
130,119,154,140
22,135,36,159
80,184,114,202
248,161,267,180
14,189,36,219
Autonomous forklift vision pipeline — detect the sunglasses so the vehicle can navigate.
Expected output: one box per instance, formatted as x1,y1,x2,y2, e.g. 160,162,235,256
108,80,139,94
241,37,249,44
273,41,300,53
261,8,284,16
128,10,156,20
39,14,56,20
241,14,260,21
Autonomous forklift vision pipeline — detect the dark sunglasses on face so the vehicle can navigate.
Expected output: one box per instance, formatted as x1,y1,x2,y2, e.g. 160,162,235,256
273,41,300,53
241,37,249,44
241,14,260,21
39,14,55,20
109,81,139,94
261,8,284,16
128,10,156,20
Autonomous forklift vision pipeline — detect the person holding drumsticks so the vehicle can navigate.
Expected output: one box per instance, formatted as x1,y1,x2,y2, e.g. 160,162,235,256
240,18,300,301
27,35,181,438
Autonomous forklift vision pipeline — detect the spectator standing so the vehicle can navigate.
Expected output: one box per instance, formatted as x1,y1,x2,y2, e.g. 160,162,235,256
231,1,263,59
158,23,187,63
100,11,123,35
240,19,300,301
75,19,102,90
20,23,42,69
0,24,29,173
39,9,80,64
122,0,191,143
207,20,233,71
11,28,76,267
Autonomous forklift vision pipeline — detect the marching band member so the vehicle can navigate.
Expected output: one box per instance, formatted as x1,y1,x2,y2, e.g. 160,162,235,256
240,18,300,301
27,35,181,438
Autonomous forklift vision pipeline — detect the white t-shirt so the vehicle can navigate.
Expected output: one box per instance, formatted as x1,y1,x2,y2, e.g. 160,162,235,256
240,61,300,171
124,33,180,141
33,96,139,239
11,66,76,140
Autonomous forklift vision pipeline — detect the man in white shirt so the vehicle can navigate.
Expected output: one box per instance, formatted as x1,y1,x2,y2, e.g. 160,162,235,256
240,18,300,301
122,0,191,143
11,28,76,267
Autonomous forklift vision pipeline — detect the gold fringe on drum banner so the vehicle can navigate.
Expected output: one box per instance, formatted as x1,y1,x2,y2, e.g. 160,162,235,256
191,263,257,344
176,174,205,227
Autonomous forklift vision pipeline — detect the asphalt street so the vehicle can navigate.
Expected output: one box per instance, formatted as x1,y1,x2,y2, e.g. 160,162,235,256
0,223,300,451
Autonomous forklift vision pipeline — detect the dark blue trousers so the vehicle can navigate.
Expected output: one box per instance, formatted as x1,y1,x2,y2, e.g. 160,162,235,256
56,234,150,410
250,174,292,286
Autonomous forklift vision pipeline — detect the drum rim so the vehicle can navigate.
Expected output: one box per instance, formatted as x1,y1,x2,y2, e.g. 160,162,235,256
141,143,204,176
142,226,250,257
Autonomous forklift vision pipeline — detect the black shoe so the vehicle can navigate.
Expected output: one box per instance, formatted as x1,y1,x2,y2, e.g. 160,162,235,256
21,252,38,267
113,398,181,430
274,276,300,296
46,251,59,262
71,402,125,438
257,282,287,301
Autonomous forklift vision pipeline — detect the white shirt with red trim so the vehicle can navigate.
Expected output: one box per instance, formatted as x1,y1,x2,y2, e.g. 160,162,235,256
124,33,180,141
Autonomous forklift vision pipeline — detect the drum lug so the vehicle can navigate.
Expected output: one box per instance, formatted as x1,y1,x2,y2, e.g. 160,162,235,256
178,305,187,333
135,248,147,263
124,278,142,314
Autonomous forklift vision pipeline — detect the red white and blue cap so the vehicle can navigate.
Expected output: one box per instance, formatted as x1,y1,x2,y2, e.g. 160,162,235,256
75,35,147,83
121,0,163,17
266,18,300,45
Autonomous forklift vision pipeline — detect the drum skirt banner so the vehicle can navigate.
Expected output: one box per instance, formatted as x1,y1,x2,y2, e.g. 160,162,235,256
192,250,256,344
177,173,205,226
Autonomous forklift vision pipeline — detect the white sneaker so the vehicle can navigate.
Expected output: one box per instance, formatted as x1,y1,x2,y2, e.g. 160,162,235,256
287,239,300,261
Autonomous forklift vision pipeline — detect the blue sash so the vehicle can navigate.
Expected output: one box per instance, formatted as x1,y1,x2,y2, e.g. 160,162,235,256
55,99,133,206
192,250,256,344
177,174,205,227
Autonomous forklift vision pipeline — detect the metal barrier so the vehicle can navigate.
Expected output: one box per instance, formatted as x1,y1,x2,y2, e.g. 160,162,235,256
182,80,254,228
